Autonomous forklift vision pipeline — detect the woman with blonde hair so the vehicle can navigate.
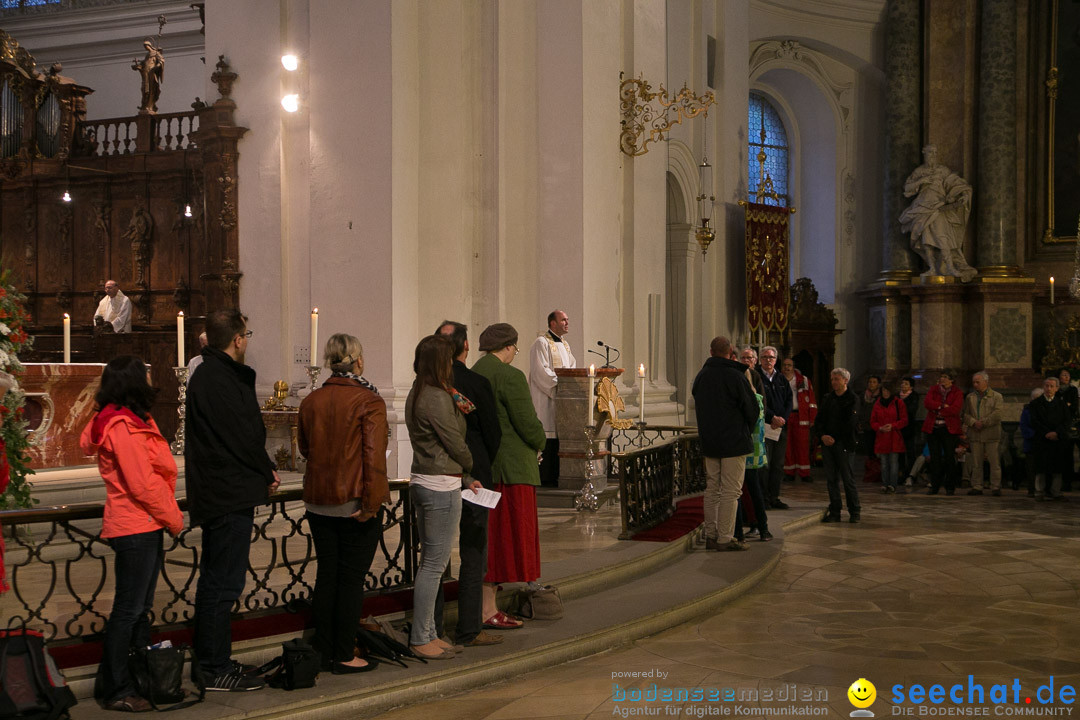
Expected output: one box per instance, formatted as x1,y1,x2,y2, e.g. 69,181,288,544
299,333,389,673
405,335,478,659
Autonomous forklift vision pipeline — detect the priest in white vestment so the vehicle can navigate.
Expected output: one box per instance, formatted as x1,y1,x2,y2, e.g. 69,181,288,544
529,309,576,486
93,280,133,333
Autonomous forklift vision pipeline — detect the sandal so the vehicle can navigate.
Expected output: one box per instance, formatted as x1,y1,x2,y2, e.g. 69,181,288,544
483,611,524,629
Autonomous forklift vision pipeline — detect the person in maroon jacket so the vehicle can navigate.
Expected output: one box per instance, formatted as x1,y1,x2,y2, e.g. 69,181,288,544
923,370,964,495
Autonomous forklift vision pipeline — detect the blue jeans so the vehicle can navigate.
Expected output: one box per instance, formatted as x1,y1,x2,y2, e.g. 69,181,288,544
103,530,163,703
194,509,254,676
881,452,901,488
409,485,461,646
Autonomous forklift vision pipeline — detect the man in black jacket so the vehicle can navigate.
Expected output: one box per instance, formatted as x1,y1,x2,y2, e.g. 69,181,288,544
186,309,279,691
758,346,793,510
692,336,758,551
1030,376,1071,501
435,321,503,645
813,367,860,523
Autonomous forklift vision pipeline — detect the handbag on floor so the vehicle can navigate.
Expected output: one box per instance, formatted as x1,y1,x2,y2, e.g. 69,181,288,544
516,584,564,620
261,639,319,691
128,643,204,710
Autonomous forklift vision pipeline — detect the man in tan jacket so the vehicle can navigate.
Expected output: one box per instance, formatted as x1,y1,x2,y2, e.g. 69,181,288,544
963,371,1004,496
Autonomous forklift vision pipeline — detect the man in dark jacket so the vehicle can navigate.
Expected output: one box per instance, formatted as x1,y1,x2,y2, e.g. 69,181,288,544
186,309,279,691
434,321,503,646
692,336,758,551
758,346,793,510
1029,376,1071,501
813,367,860,523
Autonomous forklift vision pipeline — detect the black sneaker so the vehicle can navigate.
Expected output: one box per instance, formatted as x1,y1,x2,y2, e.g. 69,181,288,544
771,500,790,510
232,660,259,675
821,512,841,523
205,668,266,692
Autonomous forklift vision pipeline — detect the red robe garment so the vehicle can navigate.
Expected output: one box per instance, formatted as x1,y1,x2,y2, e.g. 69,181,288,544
0,438,9,594
783,370,817,477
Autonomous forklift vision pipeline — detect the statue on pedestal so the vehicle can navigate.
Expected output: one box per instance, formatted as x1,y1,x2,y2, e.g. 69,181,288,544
899,144,977,282
132,38,164,115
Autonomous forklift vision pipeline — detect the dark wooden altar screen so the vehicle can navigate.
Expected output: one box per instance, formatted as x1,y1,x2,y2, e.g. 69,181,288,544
782,278,842,400
0,32,247,440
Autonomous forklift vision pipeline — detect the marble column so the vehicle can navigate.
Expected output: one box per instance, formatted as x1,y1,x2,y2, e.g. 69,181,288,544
880,0,921,278
975,0,1019,274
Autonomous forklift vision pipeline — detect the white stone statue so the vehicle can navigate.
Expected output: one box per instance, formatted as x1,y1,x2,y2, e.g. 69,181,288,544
899,144,977,282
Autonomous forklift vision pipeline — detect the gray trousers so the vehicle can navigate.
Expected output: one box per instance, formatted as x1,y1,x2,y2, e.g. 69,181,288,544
764,427,789,503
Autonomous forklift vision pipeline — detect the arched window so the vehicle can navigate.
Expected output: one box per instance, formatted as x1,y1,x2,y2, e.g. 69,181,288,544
747,92,790,206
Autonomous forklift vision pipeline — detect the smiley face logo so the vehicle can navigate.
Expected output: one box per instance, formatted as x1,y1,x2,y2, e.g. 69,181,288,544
847,678,876,717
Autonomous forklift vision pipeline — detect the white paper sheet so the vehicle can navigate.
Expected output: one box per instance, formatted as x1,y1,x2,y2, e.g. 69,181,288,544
764,424,781,442
462,487,501,509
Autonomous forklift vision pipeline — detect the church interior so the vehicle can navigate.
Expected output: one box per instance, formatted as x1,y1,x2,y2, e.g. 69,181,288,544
1,0,1079,718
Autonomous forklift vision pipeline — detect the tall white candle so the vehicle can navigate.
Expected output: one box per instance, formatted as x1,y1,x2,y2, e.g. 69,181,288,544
177,311,185,367
63,314,71,364
1050,276,1055,305
310,308,319,366
587,364,596,426
638,363,646,424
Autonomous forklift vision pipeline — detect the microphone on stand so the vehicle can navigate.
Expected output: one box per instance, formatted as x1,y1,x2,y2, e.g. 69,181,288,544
593,341,620,368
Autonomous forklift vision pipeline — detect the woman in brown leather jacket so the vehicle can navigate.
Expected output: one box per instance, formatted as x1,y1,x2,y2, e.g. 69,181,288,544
298,333,389,674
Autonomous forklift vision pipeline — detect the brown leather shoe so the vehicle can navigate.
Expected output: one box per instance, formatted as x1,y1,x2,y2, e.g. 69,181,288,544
106,695,152,713
464,630,504,647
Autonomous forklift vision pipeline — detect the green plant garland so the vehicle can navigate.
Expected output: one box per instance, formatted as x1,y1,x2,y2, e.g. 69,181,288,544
0,270,35,510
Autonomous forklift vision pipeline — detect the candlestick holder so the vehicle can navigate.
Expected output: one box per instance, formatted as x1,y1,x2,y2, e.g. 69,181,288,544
305,365,322,391
575,425,601,512
171,367,188,455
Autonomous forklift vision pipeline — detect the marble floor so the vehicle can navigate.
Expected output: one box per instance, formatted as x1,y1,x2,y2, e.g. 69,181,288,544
376,479,1080,719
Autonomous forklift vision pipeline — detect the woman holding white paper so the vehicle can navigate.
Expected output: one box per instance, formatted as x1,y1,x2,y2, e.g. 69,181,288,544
405,335,478,659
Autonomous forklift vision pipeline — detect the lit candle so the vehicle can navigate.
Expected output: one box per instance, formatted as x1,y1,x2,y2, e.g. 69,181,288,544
310,308,319,366
1050,276,1055,305
638,364,646,424
177,311,185,367
63,313,71,364
587,364,596,427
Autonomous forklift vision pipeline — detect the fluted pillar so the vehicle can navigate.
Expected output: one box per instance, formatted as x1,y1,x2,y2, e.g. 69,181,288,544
880,0,921,278
975,0,1019,274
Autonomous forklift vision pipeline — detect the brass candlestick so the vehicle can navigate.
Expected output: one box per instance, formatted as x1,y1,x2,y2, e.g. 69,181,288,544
576,425,600,512
171,367,188,455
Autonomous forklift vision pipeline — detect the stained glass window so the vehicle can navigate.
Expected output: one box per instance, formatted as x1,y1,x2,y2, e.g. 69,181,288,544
748,92,790,206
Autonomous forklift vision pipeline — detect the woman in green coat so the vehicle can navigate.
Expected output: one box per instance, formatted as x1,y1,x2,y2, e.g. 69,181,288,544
472,323,547,629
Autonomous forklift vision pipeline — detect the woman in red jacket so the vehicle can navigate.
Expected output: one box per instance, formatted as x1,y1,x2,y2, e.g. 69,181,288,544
871,382,908,494
80,356,183,713
922,370,964,495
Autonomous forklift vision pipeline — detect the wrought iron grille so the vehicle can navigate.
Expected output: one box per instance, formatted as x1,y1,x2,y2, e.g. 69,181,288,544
0,481,416,642
613,433,704,539
607,424,695,479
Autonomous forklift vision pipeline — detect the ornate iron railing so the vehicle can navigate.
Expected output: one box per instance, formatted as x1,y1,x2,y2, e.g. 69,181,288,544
613,432,705,539
607,424,695,479
0,481,415,642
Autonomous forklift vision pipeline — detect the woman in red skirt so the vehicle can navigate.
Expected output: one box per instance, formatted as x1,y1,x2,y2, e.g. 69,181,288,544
471,323,547,629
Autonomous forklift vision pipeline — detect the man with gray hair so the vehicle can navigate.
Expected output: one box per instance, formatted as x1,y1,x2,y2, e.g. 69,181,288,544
813,368,860,523
963,371,1004,496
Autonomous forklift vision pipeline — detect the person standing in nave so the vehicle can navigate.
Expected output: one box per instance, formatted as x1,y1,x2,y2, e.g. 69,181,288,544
473,323,546,628
298,333,388,674
186,332,208,381
94,280,133,333
186,309,280,692
814,368,861,523
898,377,921,486
434,321,504,648
923,370,964,496
870,381,908,494
528,310,576,488
737,346,771,541
1029,376,1071,502
757,346,792,510
962,371,1003,496
782,358,817,483
857,375,882,484
694,337,758,551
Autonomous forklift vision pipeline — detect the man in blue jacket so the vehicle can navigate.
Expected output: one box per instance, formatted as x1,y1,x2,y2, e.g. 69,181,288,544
186,309,280,691
692,336,758,551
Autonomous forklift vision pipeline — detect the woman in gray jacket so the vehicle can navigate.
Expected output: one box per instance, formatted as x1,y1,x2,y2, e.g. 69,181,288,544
405,335,479,659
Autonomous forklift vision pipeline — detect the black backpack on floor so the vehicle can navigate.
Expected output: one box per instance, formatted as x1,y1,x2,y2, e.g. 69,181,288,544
0,623,77,720
260,639,319,691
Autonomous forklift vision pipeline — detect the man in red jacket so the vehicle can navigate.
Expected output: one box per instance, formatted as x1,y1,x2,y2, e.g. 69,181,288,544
923,370,964,495
782,358,817,482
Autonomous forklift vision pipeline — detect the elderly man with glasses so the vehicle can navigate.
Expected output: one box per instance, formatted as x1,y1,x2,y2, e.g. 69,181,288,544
757,346,793,510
